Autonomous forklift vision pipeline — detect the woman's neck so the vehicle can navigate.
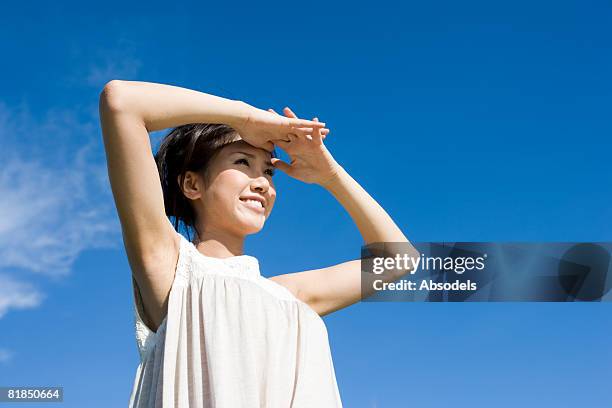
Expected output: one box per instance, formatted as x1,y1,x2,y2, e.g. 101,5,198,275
193,228,245,259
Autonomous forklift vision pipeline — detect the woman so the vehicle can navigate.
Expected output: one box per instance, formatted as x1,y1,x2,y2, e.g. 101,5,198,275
98,80,417,407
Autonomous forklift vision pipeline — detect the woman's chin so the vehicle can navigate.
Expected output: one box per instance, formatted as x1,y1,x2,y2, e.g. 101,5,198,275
236,213,266,234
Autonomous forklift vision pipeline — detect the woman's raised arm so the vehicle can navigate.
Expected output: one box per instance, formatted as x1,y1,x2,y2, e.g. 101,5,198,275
98,80,324,331
268,108,419,316
99,80,254,268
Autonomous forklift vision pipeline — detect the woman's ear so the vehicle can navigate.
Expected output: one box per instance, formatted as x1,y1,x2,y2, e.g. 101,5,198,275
178,171,202,200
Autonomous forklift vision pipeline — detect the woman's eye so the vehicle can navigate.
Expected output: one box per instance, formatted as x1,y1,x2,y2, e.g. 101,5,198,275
236,158,275,177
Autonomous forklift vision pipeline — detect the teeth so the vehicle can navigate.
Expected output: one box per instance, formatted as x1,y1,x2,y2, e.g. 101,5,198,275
242,199,263,208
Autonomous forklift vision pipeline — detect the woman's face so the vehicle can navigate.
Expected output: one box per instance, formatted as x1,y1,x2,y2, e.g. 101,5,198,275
195,139,277,237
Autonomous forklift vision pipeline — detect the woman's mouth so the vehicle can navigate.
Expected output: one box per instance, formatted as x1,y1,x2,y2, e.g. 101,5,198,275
239,198,265,213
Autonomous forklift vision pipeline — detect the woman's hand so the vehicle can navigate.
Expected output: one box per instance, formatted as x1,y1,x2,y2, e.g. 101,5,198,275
231,103,327,152
268,107,342,186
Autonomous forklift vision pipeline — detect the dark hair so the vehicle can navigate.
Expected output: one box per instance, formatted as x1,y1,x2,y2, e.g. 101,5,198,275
155,123,276,242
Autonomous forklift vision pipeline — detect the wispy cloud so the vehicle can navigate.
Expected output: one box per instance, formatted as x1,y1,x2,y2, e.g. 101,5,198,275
0,274,44,319
0,42,144,370
86,56,143,89
62,39,144,90
0,104,120,278
0,102,121,333
0,44,142,332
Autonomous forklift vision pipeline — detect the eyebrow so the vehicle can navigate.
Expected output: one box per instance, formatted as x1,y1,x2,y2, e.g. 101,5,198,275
231,151,273,167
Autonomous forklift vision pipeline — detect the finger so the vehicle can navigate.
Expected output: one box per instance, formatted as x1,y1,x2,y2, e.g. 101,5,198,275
293,129,313,141
290,126,329,134
291,127,316,139
271,157,292,174
311,117,323,144
283,106,298,119
287,118,326,128
268,108,281,116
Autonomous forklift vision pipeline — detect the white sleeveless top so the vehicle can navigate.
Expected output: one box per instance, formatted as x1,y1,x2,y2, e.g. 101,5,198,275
128,231,343,407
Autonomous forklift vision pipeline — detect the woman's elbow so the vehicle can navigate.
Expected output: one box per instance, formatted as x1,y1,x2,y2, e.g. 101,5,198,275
99,79,128,114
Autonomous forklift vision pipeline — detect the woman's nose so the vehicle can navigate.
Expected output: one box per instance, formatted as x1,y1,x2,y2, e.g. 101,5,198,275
251,176,269,192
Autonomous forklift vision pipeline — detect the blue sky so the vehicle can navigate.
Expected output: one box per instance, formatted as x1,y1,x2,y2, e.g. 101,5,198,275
1,1,611,406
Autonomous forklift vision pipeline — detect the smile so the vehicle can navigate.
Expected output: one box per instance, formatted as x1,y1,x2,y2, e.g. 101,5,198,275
239,198,265,213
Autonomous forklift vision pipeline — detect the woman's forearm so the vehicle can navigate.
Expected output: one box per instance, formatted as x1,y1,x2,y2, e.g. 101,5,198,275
100,80,251,132
321,166,418,258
